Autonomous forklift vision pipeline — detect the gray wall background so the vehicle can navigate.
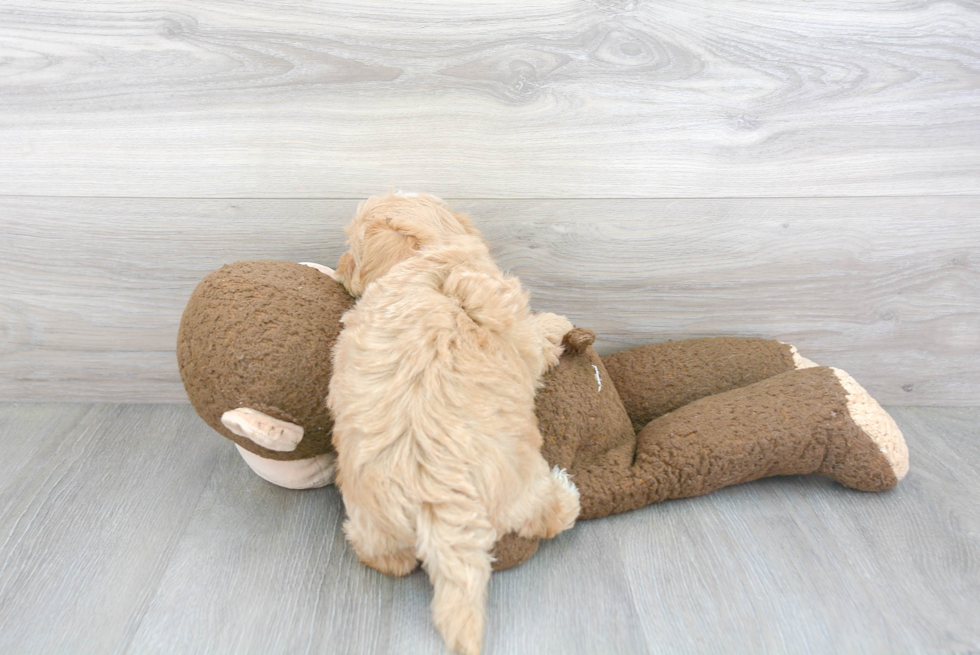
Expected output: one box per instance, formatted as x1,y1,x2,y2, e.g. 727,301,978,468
1,1,977,404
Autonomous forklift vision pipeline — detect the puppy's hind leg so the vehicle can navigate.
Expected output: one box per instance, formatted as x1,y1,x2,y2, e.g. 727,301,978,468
343,506,417,577
532,312,574,371
416,500,496,655
515,461,581,540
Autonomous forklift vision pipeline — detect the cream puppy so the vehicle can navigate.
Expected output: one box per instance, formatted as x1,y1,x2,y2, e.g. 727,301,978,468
328,193,580,655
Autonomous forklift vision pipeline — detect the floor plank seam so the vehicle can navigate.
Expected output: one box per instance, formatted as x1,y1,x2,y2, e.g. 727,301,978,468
116,437,225,655
0,405,109,599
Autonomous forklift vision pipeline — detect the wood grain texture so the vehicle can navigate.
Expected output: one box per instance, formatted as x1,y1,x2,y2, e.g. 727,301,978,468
0,403,977,653
615,405,980,654
1,0,978,197
0,404,226,654
1,196,976,404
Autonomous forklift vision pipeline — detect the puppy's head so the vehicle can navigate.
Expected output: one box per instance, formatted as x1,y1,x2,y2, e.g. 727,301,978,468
337,192,480,296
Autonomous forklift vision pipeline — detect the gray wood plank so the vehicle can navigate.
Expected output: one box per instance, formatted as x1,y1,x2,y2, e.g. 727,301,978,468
0,403,226,655
1,196,977,405
485,525,652,655
615,406,980,654
1,1,978,198
124,443,437,655
2,404,975,654
0,403,93,495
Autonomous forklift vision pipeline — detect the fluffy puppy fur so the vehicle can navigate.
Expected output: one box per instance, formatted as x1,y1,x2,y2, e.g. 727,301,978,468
328,193,580,655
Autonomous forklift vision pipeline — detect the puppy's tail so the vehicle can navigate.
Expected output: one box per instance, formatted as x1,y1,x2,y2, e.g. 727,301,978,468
416,498,496,655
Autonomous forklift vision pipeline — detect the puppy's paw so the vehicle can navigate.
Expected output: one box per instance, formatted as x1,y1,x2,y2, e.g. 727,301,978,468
534,312,575,369
361,548,418,578
535,312,575,345
343,515,417,577
518,467,581,540
543,466,581,538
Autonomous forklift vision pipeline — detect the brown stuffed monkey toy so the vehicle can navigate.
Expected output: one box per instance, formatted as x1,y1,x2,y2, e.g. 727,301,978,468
177,260,909,569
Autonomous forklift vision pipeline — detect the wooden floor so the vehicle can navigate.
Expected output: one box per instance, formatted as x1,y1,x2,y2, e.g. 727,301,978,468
0,402,977,654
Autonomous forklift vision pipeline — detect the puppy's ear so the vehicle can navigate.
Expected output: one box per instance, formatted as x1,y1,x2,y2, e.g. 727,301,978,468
337,251,355,280
360,218,422,285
